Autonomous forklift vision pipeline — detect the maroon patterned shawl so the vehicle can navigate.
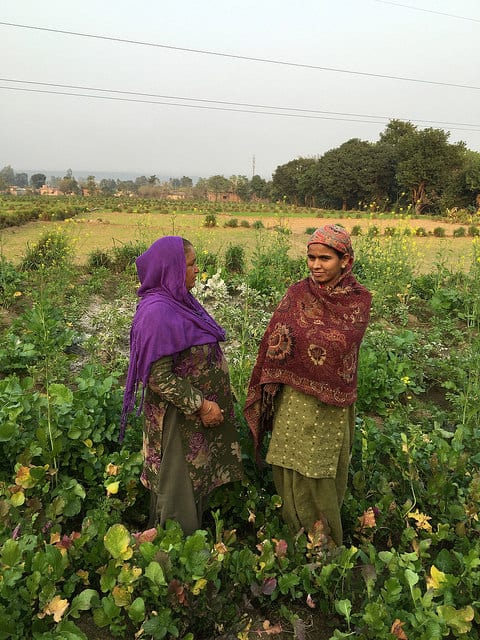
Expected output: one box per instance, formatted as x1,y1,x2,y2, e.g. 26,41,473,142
244,271,371,457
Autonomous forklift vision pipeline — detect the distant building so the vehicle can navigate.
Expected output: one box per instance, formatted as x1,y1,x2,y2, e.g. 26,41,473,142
166,192,187,200
39,186,61,196
206,191,241,203
8,187,28,196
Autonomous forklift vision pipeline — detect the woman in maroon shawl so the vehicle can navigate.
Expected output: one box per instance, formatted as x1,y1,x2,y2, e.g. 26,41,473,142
244,225,371,545
122,236,243,535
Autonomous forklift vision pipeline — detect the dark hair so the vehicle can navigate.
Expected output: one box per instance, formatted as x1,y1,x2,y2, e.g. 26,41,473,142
182,238,193,252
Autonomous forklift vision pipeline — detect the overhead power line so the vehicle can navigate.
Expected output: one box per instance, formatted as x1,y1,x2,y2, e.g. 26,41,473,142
2,82,480,133
0,85,389,126
374,0,480,23
0,20,479,91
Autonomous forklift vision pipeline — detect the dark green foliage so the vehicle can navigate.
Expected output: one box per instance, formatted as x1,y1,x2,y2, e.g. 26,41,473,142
203,212,217,227
224,244,245,275
110,241,148,272
20,230,74,270
415,226,427,236
87,249,114,270
224,217,238,228
0,258,25,308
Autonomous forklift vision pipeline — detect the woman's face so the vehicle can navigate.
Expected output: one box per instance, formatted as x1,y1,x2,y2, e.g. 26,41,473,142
307,243,349,286
184,246,199,290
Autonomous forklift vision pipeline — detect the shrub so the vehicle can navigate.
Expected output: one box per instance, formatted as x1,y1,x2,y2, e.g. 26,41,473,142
305,227,317,235
0,258,25,308
21,230,73,270
87,249,113,270
252,220,264,230
197,250,218,276
384,226,397,237
111,241,147,272
351,225,363,236
240,219,250,228
248,235,307,301
366,225,380,237
224,244,245,275
415,227,427,237
453,227,466,238
433,227,446,238
204,213,217,228
224,218,238,228
468,225,480,237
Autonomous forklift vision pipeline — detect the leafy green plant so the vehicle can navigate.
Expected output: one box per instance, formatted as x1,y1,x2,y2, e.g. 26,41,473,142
111,241,147,272
21,230,74,271
0,257,25,308
203,212,217,227
224,244,245,275
87,248,113,270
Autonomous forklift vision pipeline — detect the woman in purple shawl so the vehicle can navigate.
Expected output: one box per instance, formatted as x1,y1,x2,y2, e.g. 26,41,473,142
122,236,243,534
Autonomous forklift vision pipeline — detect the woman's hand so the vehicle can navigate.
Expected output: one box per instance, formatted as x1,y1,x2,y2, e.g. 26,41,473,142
198,398,224,428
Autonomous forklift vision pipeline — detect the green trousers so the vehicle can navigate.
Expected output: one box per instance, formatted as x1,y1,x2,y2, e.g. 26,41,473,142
271,420,352,546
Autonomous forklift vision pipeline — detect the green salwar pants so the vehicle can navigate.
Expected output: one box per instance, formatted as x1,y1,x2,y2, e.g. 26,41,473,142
271,419,352,546
148,412,203,536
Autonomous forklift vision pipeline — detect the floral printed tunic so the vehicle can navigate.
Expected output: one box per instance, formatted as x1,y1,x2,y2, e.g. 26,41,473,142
141,343,243,499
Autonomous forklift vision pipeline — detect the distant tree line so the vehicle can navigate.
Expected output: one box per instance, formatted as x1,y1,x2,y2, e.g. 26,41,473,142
2,120,479,214
270,120,480,215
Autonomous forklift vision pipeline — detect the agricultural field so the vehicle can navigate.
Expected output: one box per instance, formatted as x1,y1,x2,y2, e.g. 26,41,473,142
0,196,480,639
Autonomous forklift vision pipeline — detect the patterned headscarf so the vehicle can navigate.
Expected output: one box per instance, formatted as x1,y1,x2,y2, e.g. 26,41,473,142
308,224,354,268
120,236,225,440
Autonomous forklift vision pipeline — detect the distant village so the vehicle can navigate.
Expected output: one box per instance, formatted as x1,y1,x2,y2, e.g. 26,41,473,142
0,165,271,203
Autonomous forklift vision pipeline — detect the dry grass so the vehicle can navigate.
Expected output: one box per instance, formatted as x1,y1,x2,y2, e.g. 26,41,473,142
1,210,476,274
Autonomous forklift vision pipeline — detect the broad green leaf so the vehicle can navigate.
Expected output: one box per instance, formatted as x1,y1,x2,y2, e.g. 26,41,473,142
48,383,74,407
438,605,474,635
128,597,146,623
145,561,167,586
104,524,133,560
69,589,99,618
0,421,15,442
1,539,21,567
404,568,419,588
335,599,352,620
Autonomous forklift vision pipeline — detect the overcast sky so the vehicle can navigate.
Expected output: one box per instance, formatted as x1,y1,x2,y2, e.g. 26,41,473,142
1,0,479,180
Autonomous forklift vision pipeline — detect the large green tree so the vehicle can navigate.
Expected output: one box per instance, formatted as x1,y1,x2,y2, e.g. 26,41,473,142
395,127,465,214
316,139,393,210
271,157,317,205
30,173,47,189
0,165,15,188
99,178,117,196
14,173,28,188
58,170,80,195
250,174,270,200
206,175,232,199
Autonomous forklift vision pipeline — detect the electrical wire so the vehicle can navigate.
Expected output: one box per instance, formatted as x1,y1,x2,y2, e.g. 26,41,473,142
2,83,480,133
2,77,480,130
374,0,480,23
0,20,479,91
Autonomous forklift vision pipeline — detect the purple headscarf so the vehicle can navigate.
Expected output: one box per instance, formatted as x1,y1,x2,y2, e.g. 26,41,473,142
120,236,226,440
